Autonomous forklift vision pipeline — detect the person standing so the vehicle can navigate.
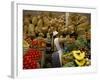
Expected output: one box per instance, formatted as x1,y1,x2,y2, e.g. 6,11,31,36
52,31,67,67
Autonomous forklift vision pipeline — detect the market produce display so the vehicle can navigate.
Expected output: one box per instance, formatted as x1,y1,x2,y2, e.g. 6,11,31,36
23,40,30,53
32,39,46,48
23,10,91,69
62,50,91,67
23,48,42,69
73,50,85,61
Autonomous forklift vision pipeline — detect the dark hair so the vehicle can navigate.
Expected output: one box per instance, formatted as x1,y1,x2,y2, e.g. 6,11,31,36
70,32,78,40
53,35,57,38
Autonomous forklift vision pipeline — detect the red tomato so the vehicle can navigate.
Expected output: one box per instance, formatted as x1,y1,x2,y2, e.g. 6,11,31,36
23,48,42,69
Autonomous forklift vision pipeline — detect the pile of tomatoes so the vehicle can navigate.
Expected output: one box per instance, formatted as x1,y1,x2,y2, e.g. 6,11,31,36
23,48,42,69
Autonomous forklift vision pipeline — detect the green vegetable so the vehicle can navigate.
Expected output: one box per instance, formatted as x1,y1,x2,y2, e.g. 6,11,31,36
63,62,76,67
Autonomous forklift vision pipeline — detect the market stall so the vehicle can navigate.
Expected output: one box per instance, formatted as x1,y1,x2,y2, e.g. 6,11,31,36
23,11,91,69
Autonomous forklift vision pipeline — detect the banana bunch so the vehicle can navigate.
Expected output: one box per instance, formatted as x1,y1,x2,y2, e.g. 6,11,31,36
72,50,85,60
75,59,86,66
23,40,30,54
32,16,38,26
72,50,91,66
37,19,43,28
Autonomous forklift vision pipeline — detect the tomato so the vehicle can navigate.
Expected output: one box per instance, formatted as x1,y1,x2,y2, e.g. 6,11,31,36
23,48,42,69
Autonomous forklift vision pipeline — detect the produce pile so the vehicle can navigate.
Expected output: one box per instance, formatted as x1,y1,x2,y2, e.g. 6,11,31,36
62,50,91,67
23,11,91,68
23,49,42,69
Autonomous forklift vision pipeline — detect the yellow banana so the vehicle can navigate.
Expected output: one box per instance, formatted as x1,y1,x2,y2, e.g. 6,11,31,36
72,50,85,60
75,59,86,66
23,40,29,48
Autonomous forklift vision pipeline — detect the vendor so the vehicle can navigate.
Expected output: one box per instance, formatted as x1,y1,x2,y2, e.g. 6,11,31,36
66,32,78,52
52,31,67,66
